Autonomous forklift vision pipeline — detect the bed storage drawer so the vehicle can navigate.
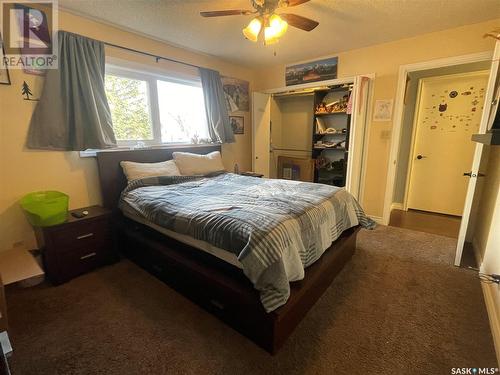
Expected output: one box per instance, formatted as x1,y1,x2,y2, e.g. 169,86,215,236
118,218,359,354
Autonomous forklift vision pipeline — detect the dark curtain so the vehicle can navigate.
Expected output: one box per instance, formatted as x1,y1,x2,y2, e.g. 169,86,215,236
27,31,116,151
199,68,235,144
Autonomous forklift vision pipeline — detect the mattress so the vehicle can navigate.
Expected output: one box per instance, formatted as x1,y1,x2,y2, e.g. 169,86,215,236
119,173,375,312
122,210,242,269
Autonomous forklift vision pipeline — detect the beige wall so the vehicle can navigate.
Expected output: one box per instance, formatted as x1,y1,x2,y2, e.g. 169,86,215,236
0,10,255,251
254,19,500,218
472,145,500,361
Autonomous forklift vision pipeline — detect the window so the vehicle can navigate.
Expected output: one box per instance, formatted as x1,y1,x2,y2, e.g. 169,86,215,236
157,80,209,143
105,75,154,142
104,65,209,146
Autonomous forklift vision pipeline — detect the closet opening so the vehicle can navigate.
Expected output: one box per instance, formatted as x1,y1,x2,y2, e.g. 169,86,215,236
252,76,371,202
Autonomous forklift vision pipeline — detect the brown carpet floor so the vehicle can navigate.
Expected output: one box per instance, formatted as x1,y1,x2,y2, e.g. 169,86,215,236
6,225,497,375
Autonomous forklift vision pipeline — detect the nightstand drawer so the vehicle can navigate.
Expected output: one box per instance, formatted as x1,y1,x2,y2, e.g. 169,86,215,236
56,243,112,282
50,219,111,250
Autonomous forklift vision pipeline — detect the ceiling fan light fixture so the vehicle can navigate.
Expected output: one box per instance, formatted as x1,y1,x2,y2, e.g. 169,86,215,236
242,17,262,42
264,14,288,44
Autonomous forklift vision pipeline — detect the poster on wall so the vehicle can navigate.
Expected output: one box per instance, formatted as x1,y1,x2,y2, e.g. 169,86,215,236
230,116,244,135
373,99,394,122
285,57,338,86
222,76,249,112
0,35,11,85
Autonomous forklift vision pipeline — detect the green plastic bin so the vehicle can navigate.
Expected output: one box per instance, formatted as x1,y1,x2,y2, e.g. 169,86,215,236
20,191,69,227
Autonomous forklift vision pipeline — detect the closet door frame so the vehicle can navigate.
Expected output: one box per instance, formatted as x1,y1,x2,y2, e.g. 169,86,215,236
257,75,373,201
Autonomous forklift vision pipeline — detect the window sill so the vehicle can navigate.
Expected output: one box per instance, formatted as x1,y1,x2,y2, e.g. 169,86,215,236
79,143,221,158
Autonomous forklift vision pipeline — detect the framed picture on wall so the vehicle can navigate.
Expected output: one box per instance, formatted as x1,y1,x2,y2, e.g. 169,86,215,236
0,35,11,85
230,116,244,135
285,57,338,86
222,77,249,112
373,99,394,122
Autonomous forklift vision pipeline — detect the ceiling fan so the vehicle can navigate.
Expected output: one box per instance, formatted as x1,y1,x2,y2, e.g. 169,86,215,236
200,0,319,45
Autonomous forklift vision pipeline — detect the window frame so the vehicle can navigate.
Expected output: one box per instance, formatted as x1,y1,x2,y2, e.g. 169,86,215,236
104,64,207,147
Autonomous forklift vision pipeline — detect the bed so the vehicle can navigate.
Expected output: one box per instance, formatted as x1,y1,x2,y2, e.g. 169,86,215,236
96,145,373,353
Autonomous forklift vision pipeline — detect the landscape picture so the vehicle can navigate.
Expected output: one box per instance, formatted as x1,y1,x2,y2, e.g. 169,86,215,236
285,57,338,86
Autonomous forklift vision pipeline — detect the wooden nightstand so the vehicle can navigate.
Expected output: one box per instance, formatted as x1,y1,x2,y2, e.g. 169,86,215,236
36,206,118,285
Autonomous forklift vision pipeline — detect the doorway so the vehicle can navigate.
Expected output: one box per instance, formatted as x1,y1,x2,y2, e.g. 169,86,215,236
387,58,493,262
385,43,500,267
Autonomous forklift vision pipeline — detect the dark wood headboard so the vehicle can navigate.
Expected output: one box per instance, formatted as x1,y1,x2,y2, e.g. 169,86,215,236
96,144,222,210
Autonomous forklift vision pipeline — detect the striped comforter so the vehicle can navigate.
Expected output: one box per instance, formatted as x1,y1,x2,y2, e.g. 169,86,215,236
120,173,375,312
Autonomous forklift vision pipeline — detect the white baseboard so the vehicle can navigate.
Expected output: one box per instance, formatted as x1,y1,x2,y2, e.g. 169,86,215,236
472,241,500,366
391,203,404,211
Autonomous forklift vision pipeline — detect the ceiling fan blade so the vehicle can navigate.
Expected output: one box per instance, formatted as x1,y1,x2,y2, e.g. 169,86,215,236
200,10,252,17
280,13,319,31
286,0,311,6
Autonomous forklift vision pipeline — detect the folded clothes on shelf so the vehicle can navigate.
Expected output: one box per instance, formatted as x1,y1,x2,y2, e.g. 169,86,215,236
314,140,346,149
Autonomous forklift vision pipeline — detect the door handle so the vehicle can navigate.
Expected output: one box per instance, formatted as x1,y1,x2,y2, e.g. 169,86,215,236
463,172,485,178
416,154,426,160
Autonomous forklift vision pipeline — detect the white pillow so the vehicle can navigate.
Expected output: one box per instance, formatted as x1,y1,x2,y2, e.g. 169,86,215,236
172,151,225,176
120,160,181,182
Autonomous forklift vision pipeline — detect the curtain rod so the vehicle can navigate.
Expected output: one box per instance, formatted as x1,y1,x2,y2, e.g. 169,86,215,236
103,41,203,70
60,30,204,70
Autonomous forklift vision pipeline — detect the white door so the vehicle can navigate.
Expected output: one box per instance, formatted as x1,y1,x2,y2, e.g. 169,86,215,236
407,71,489,216
346,76,370,200
455,38,500,265
252,92,271,177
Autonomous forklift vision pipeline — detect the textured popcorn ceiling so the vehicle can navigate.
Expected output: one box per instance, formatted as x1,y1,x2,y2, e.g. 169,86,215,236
59,0,500,67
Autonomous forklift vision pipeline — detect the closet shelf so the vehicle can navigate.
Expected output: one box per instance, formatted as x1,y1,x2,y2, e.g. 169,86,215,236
313,147,347,151
314,133,347,136
314,111,347,116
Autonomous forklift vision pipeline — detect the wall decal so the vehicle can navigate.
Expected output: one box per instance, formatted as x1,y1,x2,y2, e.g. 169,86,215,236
417,74,488,136
21,81,38,101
